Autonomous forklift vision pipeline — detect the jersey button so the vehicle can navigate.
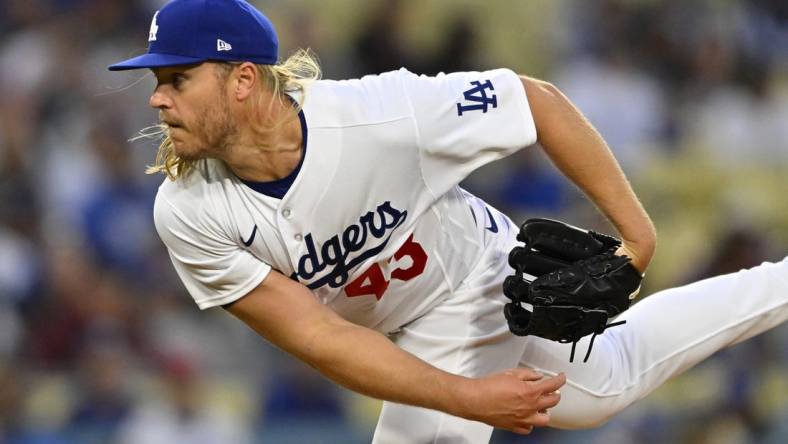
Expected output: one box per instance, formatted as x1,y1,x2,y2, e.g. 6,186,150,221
294,234,303,241
282,208,292,219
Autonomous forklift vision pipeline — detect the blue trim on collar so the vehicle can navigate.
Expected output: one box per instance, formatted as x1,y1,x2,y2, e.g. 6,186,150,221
241,109,307,199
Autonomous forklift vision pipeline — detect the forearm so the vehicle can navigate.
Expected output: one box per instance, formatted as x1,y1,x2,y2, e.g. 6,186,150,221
225,273,471,419
521,76,656,268
298,319,469,415
293,317,566,433
227,271,564,433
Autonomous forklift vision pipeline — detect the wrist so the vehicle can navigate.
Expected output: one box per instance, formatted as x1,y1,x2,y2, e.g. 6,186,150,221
619,237,656,273
438,374,477,420
620,224,657,271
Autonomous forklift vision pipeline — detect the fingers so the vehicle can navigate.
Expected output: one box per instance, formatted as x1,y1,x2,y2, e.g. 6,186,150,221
495,369,565,434
528,411,552,427
506,368,566,391
507,367,544,381
537,390,561,410
511,411,552,434
511,425,534,435
535,372,566,393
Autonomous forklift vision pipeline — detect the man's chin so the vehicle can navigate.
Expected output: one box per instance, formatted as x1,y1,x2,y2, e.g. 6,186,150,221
177,152,204,162
172,143,204,162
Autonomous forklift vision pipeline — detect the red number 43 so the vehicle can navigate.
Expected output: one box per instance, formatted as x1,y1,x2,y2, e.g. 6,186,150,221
345,234,428,300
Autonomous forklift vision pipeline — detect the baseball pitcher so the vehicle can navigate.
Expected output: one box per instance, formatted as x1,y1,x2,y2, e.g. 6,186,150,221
109,1,788,442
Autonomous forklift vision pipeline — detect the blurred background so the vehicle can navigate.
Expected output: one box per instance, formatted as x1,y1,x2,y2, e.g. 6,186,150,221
0,0,786,443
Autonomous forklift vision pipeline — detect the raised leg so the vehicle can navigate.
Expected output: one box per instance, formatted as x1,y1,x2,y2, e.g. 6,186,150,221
519,258,788,428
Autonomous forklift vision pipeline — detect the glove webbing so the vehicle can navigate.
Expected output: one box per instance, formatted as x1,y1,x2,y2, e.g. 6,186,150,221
511,264,628,363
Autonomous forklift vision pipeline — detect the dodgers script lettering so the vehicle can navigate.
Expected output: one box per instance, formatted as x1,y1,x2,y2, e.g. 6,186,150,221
296,201,408,289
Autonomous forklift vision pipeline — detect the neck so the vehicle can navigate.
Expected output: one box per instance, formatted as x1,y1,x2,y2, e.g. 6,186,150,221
223,95,303,182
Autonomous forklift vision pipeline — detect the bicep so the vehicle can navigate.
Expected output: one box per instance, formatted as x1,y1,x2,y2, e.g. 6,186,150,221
223,270,351,362
519,76,563,139
519,75,592,146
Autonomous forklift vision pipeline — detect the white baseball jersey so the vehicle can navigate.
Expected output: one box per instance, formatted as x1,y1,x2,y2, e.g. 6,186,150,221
151,67,788,444
153,68,537,333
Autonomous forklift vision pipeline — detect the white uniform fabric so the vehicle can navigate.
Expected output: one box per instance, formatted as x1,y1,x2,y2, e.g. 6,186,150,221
153,68,788,443
154,68,536,334
371,210,788,443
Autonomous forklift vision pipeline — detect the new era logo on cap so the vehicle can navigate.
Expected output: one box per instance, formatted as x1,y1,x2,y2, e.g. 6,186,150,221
217,39,232,52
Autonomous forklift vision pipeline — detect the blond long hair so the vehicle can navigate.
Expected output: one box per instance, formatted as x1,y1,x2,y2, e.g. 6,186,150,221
141,49,321,180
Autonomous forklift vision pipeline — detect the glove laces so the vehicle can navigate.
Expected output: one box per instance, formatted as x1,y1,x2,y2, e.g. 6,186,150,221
569,319,627,363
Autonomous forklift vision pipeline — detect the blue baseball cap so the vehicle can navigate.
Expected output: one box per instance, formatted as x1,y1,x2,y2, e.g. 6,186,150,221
108,0,278,71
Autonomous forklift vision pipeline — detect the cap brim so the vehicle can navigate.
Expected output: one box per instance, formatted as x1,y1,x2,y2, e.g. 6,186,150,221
108,52,207,71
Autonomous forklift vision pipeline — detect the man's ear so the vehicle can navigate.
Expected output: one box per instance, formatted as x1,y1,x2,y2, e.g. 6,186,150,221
234,62,258,101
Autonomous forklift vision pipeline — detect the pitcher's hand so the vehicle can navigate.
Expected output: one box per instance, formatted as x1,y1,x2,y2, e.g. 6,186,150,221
454,368,566,435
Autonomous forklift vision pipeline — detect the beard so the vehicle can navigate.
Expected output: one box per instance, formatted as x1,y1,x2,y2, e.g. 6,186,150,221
171,92,238,162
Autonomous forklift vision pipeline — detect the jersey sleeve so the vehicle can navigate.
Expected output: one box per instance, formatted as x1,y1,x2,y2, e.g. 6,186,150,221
398,68,537,197
153,190,271,310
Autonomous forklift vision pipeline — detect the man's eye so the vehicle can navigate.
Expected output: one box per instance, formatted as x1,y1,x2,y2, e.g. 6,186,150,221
172,74,185,88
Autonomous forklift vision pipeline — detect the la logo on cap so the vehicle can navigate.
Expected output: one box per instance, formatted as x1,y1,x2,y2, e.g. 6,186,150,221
149,11,159,42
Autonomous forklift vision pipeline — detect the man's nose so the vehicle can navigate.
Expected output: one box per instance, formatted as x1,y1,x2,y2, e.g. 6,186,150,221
149,88,172,109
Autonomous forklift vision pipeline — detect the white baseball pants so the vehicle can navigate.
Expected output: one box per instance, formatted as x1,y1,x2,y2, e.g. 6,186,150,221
371,232,788,443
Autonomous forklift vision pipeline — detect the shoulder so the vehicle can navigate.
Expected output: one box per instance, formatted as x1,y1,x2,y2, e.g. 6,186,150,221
156,160,212,214
153,159,235,238
303,69,417,128
299,68,528,141
311,68,412,97
315,68,524,112
155,159,236,204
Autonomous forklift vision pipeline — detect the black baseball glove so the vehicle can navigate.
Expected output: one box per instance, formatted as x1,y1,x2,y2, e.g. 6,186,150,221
502,218,643,362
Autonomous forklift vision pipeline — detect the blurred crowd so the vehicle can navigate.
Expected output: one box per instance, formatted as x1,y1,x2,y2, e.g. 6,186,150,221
0,0,786,443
